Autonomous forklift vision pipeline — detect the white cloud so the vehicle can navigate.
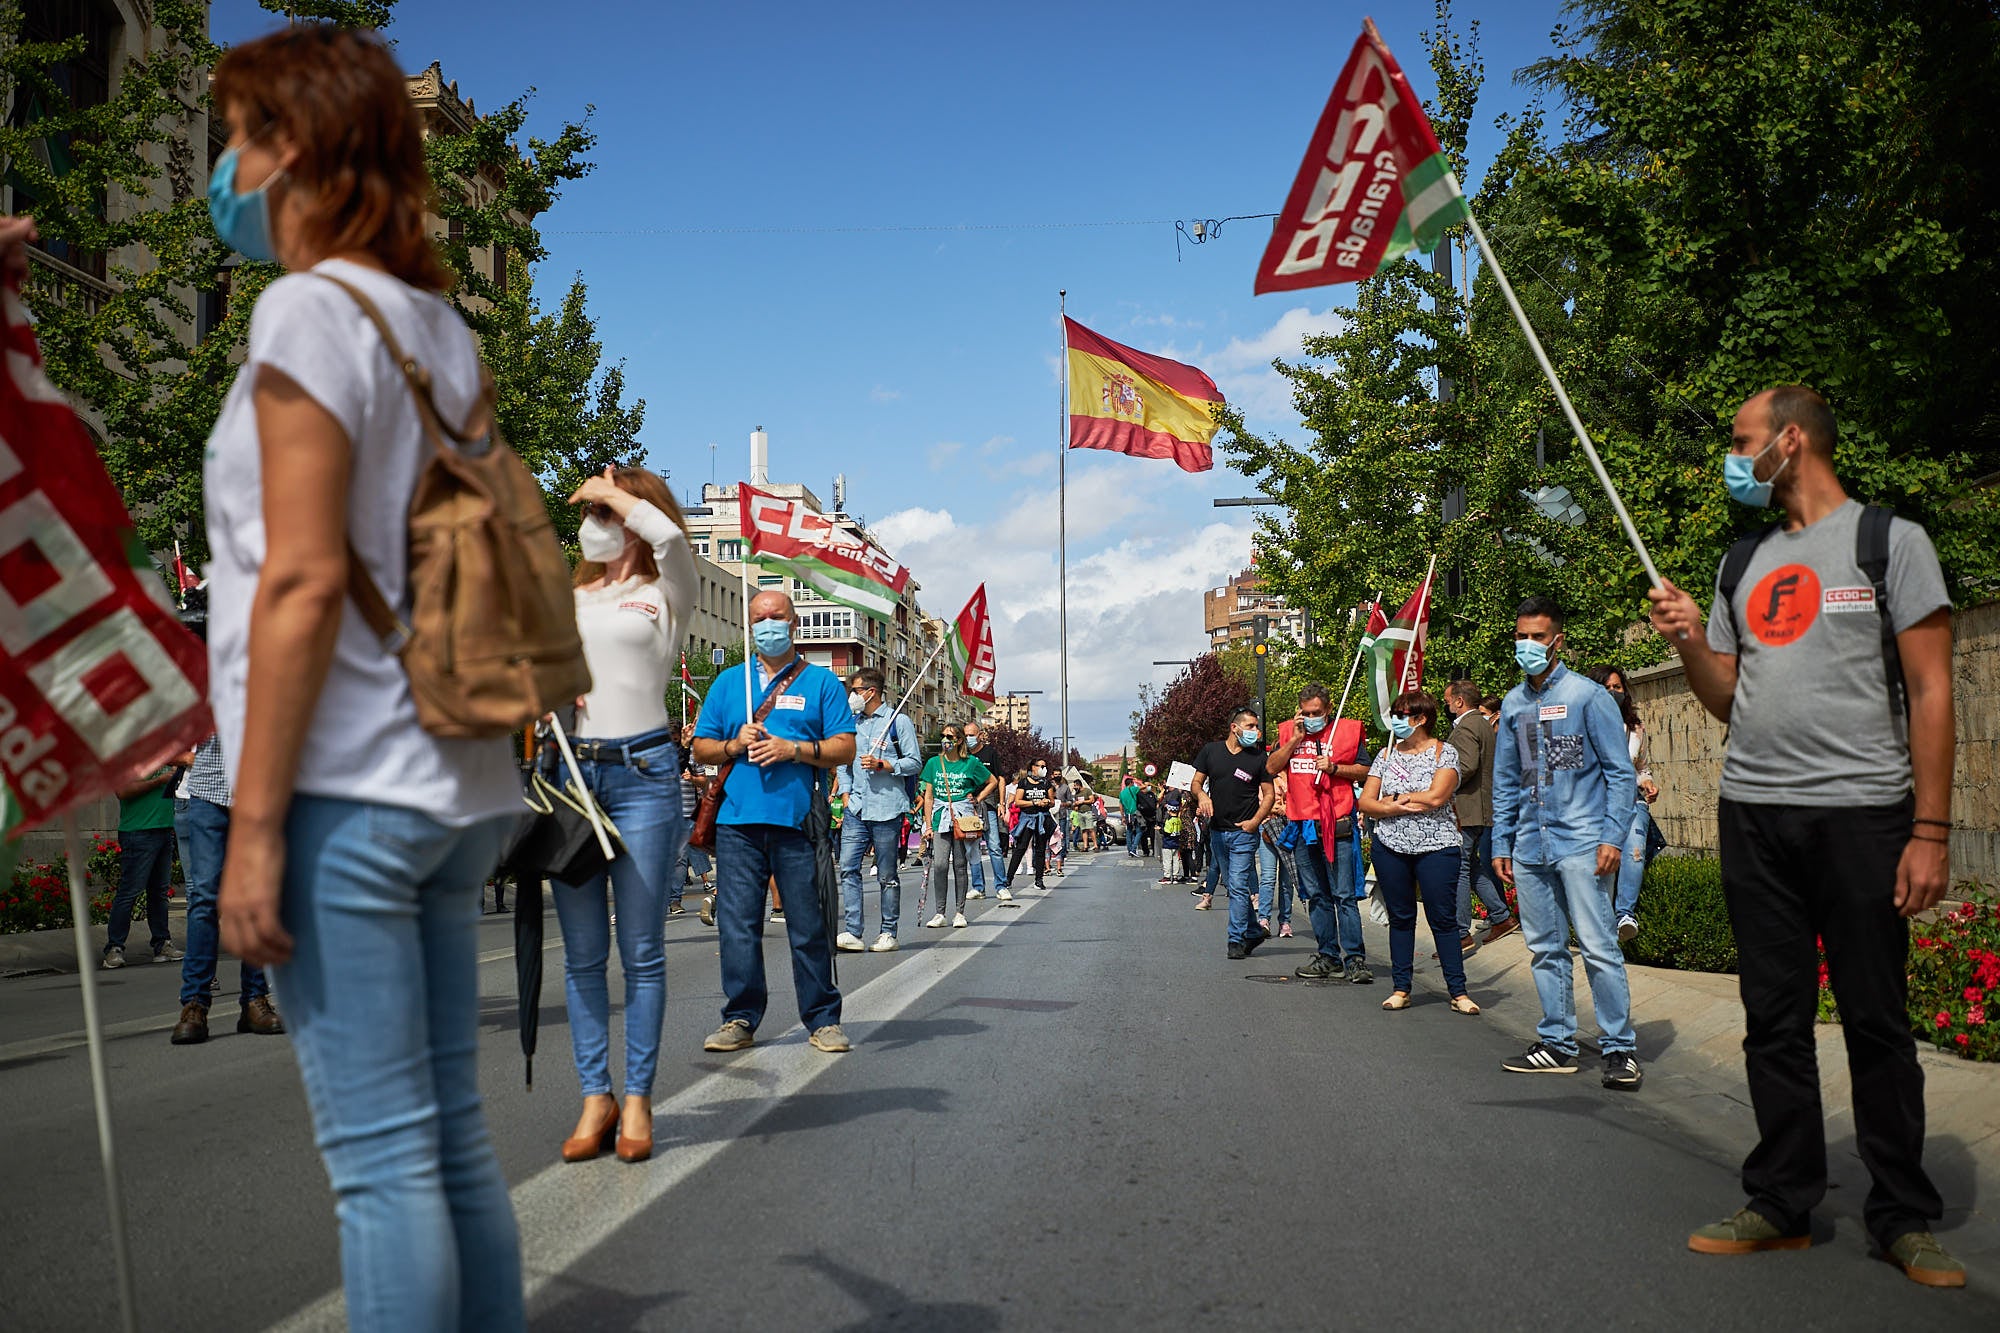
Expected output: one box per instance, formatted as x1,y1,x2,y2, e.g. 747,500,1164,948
871,505,959,552
870,386,903,403
1206,306,1346,425
927,440,964,470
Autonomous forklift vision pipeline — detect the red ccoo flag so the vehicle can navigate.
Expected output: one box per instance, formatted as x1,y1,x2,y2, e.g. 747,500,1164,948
1255,19,1472,293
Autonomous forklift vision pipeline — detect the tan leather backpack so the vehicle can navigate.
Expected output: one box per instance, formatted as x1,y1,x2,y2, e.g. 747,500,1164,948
324,276,591,739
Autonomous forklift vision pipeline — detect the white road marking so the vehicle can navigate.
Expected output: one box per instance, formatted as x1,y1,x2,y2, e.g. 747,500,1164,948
268,884,1054,1331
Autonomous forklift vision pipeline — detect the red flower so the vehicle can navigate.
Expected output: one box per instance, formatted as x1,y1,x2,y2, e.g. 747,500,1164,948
1970,1006,1987,1027
1956,1033,1971,1048
1967,987,1987,1004
1936,1011,1953,1029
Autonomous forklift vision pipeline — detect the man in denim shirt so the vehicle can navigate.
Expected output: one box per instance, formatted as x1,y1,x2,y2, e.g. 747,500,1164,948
1492,595,1641,1089
835,666,921,953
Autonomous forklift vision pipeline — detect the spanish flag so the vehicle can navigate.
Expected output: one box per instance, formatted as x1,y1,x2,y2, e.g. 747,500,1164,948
1065,318,1224,473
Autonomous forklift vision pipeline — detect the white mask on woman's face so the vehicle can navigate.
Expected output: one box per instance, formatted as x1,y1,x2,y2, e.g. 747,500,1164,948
578,513,628,563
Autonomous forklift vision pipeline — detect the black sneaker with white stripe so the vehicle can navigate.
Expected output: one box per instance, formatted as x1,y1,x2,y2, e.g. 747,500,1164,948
1601,1051,1643,1090
1502,1041,1579,1074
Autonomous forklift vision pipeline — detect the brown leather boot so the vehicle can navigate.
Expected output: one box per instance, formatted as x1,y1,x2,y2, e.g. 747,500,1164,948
237,996,285,1035
170,1001,209,1045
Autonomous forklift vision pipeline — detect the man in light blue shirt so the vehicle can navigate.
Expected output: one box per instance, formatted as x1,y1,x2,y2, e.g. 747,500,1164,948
1492,594,1641,1089
836,665,921,952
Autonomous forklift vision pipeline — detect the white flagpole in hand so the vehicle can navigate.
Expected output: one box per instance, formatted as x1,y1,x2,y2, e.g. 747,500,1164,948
1331,589,1381,722
64,815,137,1333
1460,208,1665,590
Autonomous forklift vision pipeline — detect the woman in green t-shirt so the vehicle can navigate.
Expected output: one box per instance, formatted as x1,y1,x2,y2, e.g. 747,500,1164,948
918,727,998,929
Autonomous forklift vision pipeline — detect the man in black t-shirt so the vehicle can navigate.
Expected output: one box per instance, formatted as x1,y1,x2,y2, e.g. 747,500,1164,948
1190,709,1276,960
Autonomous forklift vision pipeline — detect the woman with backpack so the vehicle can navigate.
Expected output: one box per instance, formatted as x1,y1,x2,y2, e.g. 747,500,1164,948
205,26,533,1329
550,464,697,1164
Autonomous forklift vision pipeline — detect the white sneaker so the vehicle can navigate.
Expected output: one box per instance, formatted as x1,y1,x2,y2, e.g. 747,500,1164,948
835,931,865,952
997,888,1013,902
966,889,985,900
1617,914,1639,943
952,912,968,929
869,933,898,952
926,913,947,929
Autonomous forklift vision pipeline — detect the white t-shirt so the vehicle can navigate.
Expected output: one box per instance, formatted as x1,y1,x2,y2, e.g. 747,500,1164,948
203,259,521,826
574,499,697,739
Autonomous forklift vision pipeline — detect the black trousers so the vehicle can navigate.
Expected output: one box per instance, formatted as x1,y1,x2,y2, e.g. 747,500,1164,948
1006,823,1049,885
1718,797,1940,1245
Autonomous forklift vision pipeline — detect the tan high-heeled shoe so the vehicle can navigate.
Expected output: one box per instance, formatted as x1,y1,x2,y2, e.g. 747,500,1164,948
561,1103,619,1163
615,1102,653,1164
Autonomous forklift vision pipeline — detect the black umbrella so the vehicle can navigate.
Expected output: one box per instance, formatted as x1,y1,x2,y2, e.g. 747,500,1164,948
514,874,545,1088
809,770,839,986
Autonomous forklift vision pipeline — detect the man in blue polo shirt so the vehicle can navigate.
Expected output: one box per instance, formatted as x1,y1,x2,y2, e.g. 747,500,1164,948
693,591,858,1054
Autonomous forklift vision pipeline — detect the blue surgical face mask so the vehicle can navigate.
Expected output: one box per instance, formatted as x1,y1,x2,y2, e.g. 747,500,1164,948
1515,637,1552,676
1299,714,1328,734
1238,726,1260,747
1724,432,1791,508
1386,713,1416,741
206,143,282,263
752,618,793,656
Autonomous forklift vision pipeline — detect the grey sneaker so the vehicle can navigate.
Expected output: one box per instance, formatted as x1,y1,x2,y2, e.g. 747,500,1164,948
809,1024,851,1054
1296,953,1342,981
153,941,184,963
101,946,125,970
1344,958,1374,985
702,1019,754,1052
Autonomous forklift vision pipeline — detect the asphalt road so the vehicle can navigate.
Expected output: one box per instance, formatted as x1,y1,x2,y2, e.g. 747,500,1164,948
2,850,1994,1331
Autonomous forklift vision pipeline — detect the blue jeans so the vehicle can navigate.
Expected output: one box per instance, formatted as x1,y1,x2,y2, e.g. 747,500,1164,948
715,823,841,1032
1371,843,1467,996
1212,827,1260,945
1616,806,1651,920
1291,828,1365,963
966,815,1008,893
1513,853,1637,1056
270,797,521,1333
549,734,682,1099
1125,821,1141,855
1256,837,1292,924
175,796,269,1006
105,825,175,954
840,816,904,938
1456,825,1512,931
1204,830,1223,896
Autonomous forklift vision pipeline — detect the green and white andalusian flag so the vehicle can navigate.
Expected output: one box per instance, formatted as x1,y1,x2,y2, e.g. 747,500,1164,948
738,483,910,623
1360,576,1434,729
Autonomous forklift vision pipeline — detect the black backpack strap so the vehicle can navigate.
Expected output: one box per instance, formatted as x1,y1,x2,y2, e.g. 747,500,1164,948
1716,523,1781,641
1857,504,1907,722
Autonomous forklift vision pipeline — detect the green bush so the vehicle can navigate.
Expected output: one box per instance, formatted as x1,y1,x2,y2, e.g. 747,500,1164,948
1621,854,1737,974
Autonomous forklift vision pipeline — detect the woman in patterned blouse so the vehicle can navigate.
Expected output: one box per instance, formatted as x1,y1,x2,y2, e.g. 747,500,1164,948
1357,690,1480,1015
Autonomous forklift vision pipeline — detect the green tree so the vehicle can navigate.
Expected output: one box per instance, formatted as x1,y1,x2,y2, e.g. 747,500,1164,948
1220,0,2000,700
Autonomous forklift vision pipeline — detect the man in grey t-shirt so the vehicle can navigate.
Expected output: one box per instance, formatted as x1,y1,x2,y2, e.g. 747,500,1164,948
1649,385,1959,1287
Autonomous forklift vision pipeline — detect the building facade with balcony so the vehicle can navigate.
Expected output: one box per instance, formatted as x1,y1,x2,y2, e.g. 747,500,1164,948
984,693,1033,732
1205,566,1305,651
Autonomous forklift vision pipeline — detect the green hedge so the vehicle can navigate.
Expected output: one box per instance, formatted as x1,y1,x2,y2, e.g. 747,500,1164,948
1620,854,1737,974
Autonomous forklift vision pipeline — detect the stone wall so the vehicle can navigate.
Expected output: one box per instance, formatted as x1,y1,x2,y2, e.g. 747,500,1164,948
1627,601,2000,886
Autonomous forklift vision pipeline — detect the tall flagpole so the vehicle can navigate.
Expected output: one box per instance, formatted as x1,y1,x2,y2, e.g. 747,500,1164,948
1331,589,1381,722
1461,210,1665,591
1058,290,1070,773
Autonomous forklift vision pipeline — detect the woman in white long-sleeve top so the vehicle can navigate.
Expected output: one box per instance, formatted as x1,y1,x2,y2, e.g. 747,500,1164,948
552,464,698,1165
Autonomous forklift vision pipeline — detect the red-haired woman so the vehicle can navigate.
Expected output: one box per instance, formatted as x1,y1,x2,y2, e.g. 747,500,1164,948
205,25,524,1331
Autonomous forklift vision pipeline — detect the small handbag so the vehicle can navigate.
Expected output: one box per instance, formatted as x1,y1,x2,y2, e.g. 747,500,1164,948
499,771,623,885
953,811,986,838
690,659,806,855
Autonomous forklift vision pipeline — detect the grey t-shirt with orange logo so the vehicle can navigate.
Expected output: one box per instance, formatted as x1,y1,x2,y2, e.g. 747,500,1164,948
1708,499,1950,806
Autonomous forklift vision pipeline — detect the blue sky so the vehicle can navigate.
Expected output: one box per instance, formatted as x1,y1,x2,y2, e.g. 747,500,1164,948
215,0,1570,754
